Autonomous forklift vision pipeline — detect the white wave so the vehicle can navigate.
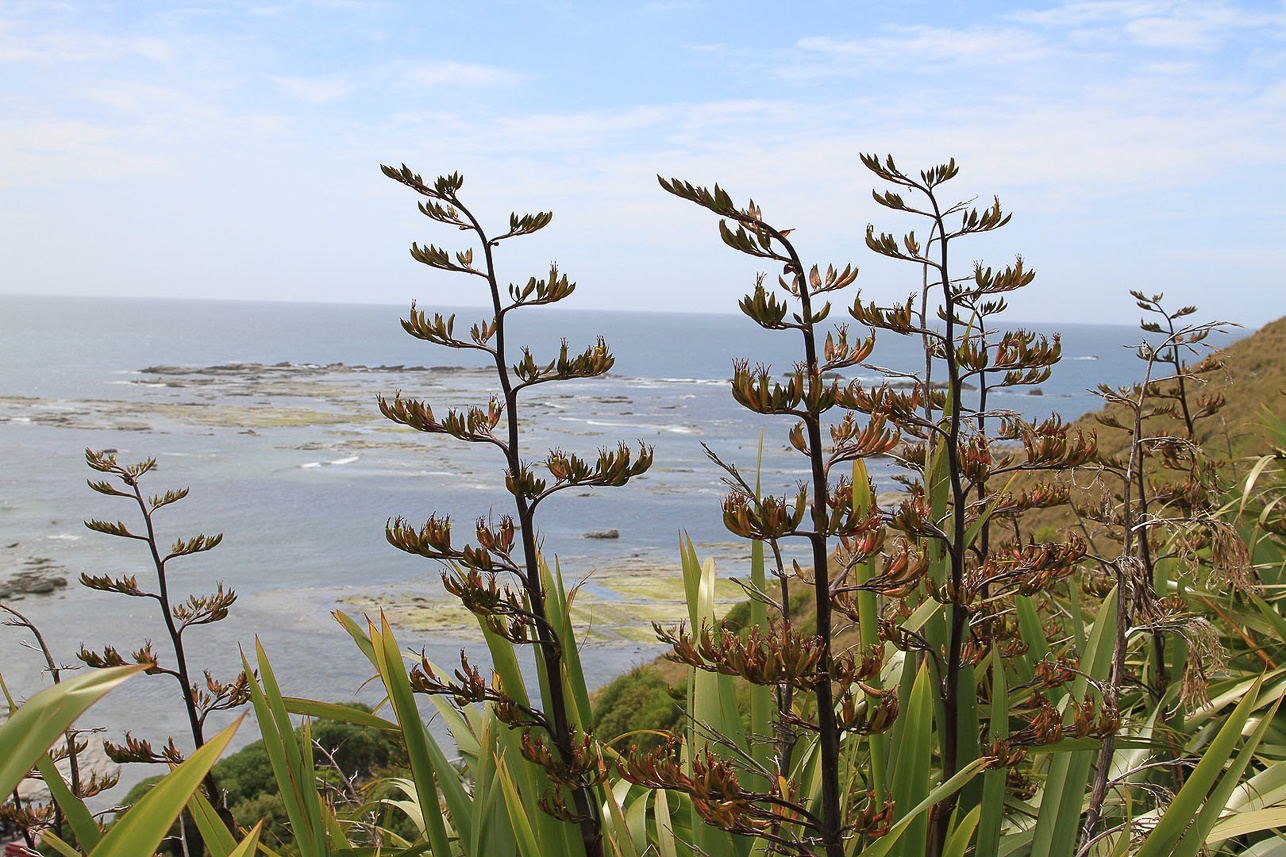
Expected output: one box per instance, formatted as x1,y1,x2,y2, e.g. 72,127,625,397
300,461,322,468
580,418,638,428
623,377,727,388
328,456,359,465
8,416,30,423
45,533,81,541
567,417,703,435
1069,355,1099,360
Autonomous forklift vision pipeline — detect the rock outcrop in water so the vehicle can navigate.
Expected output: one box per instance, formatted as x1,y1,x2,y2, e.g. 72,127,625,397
0,556,68,600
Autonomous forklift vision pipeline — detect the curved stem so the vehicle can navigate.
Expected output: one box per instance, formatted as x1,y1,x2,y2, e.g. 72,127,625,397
774,235,845,857
124,479,231,829
924,186,970,857
1080,357,1158,852
1,604,80,837
457,196,605,857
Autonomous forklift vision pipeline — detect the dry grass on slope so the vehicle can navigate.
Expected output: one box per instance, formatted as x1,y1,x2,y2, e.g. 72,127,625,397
1011,314,1286,548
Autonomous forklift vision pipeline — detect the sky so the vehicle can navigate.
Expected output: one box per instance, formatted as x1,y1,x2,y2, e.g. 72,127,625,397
2,0,1284,326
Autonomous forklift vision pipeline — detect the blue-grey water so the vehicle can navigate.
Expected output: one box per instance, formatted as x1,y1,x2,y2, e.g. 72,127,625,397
0,294,1233,793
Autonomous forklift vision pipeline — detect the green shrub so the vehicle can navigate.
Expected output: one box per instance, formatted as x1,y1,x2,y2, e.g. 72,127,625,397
118,703,398,855
593,666,683,752
230,792,291,851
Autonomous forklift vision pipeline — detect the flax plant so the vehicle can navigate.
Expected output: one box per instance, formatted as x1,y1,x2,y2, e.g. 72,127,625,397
644,173,891,857
76,449,247,830
629,156,1115,857
1074,297,1253,854
856,156,1118,856
377,165,652,857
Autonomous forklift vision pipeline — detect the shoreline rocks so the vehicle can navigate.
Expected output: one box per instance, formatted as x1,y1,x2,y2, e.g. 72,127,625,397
0,557,69,600
139,361,486,377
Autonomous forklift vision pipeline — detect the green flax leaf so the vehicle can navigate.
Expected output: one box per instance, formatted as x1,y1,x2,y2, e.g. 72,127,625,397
1136,677,1265,857
89,717,242,857
35,753,102,850
0,665,142,798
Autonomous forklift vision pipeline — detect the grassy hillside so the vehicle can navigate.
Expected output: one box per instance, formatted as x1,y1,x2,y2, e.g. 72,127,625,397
1013,314,1285,545
1193,315,1286,455
1079,314,1284,460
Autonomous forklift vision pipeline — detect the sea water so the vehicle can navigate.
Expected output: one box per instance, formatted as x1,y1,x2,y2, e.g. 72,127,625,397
0,294,1227,785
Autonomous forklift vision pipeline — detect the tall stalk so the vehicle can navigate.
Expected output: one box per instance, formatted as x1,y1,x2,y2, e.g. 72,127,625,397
77,450,246,830
379,166,652,857
1076,296,1237,852
859,156,1099,854
644,176,883,856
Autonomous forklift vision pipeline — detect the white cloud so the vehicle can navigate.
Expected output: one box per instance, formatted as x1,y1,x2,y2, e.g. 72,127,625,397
1141,60,1202,73
368,80,1286,211
1263,78,1286,105
272,74,358,102
76,79,205,113
1013,1,1175,27
1126,14,1228,47
1014,0,1286,48
644,1,704,10
0,116,166,186
796,25,1052,69
0,22,174,64
263,61,526,107
786,2,1282,84
393,60,527,90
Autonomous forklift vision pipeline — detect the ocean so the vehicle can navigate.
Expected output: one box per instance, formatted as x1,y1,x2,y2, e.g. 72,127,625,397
0,293,1225,785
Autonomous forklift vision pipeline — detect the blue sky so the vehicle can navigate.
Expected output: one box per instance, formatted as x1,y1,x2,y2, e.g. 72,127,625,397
3,0,1284,325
